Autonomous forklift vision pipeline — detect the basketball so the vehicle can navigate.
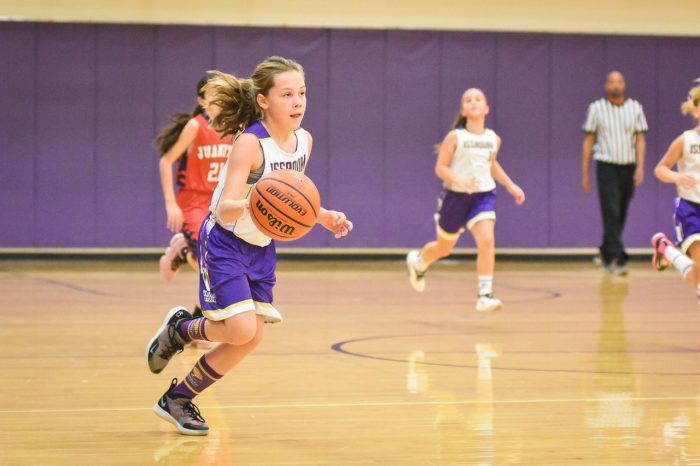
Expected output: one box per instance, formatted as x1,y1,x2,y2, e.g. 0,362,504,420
249,169,321,241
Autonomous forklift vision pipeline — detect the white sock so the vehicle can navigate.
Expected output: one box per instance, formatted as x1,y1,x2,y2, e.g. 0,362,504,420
663,246,694,279
415,254,428,273
478,276,493,296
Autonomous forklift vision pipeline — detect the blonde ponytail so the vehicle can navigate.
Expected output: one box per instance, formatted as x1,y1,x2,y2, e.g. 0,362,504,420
681,85,700,118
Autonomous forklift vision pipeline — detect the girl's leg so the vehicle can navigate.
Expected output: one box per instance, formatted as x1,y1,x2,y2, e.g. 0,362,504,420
418,234,460,270
202,314,266,374
471,220,501,312
685,242,700,288
154,314,266,436
407,234,458,292
171,314,265,399
471,220,495,279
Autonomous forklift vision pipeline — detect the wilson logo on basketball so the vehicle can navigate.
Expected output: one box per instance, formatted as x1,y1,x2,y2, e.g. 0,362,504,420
264,186,308,217
254,199,297,236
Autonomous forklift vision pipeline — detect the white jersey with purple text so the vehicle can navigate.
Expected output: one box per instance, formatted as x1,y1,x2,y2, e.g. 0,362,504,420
209,121,309,247
677,129,700,204
446,128,498,193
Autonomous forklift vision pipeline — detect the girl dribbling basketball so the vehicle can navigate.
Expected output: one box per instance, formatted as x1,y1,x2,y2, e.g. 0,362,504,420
146,56,353,436
406,88,525,312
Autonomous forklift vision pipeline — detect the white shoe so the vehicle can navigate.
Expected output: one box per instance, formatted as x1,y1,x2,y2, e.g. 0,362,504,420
406,250,426,292
475,295,502,312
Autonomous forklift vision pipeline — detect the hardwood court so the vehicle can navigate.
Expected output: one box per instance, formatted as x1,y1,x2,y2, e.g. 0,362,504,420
1,259,700,465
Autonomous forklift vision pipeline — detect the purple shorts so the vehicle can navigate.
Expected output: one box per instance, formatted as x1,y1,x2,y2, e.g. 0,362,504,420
435,190,496,239
197,215,282,323
674,197,700,253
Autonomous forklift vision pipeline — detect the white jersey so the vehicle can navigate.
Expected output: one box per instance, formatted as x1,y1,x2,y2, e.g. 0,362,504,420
677,129,700,204
446,127,498,193
209,121,309,247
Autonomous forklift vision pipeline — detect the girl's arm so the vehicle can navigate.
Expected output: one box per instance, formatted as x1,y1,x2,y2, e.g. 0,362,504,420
306,133,352,238
435,130,475,192
491,136,525,205
216,134,263,223
655,135,696,188
159,118,199,232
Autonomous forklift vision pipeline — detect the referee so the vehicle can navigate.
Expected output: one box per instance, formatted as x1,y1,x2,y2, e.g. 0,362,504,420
581,71,648,275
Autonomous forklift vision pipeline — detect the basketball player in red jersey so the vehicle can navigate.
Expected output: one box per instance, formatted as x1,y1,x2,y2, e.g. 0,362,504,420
155,76,233,281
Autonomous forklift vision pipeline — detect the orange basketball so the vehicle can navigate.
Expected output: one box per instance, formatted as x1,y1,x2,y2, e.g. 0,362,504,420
249,170,321,241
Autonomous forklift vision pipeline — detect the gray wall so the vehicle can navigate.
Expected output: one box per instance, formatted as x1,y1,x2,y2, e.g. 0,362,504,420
1,23,699,248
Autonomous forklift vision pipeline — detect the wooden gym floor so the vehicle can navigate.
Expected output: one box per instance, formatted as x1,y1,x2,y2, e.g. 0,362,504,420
1,259,699,465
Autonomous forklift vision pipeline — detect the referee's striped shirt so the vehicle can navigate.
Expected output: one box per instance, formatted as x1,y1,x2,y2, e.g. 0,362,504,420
582,98,648,165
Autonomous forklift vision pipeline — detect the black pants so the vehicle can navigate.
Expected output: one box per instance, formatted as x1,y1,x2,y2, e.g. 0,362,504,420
596,161,636,266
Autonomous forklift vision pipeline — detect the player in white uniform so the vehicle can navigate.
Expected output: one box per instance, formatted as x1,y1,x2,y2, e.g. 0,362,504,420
145,57,352,435
406,88,525,312
652,84,700,297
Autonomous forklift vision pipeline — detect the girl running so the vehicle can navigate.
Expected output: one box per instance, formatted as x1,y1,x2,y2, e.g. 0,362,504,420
156,76,233,281
146,56,353,436
406,88,525,312
651,84,700,298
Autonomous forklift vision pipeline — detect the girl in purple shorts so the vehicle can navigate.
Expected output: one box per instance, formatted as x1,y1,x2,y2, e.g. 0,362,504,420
406,88,525,312
145,56,353,436
652,83,700,298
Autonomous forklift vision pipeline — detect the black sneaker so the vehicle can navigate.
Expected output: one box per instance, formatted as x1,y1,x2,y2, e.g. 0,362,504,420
146,307,192,374
153,378,209,436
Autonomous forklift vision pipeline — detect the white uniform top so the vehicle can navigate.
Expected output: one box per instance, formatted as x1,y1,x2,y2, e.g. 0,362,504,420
446,127,498,193
209,121,309,247
677,129,700,204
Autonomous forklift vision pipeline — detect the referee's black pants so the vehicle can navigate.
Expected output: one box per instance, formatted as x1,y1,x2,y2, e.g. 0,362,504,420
596,161,636,266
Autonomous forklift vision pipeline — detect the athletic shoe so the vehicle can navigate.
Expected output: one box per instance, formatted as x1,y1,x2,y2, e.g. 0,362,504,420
147,306,192,374
153,378,209,436
651,232,671,271
476,294,502,312
406,250,426,292
614,263,629,276
159,233,189,281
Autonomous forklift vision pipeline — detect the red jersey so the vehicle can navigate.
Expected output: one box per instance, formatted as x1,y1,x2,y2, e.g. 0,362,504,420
176,114,233,193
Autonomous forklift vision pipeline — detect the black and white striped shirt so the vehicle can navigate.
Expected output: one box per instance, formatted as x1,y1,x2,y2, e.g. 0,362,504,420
582,98,648,165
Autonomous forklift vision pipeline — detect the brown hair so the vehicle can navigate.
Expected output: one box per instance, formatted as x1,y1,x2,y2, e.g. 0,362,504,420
205,56,305,137
153,75,209,157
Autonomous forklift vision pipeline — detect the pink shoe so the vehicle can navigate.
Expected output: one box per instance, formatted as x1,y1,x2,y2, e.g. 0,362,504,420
159,233,189,281
651,232,671,271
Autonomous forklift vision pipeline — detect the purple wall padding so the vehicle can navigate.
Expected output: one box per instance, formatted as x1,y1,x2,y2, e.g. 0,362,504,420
35,24,97,247
0,23,36,246
1,22,699,248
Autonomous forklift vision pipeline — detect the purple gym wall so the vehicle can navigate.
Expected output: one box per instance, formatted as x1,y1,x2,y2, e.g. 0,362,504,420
1,23,699,249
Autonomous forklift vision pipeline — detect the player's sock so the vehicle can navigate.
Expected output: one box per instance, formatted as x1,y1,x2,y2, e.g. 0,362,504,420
663,246,694,279
415,254,429,273
179,317,209,342
171,355,223,399
478,276,493,297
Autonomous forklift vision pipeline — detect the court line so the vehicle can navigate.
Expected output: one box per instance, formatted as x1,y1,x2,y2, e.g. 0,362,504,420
12,271,116,297
331,333,700,376
3,395,700,415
